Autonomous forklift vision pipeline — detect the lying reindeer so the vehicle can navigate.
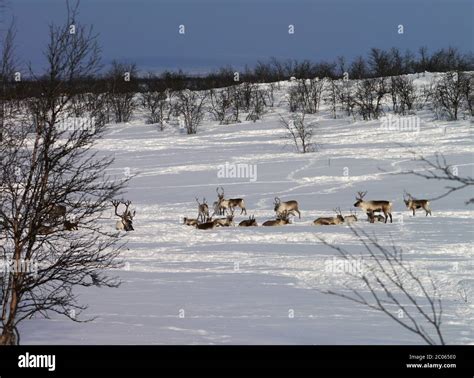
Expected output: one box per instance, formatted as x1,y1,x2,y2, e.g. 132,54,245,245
37,225,55,235
313,208,345,225
403,191,432,216
196,217,216,230
354,191,392,223
112,200,135,231
239,215,258,227
183,217,199,226
344,210,358,224
213,215,235,227
64,220,78,231
274,197,301,219
263,213,291,226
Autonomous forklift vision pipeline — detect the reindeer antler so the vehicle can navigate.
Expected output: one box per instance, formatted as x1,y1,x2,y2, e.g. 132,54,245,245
356,191,367,200
403,190,413,200
333,207,342,216
274,197,281,204
111,200,122,217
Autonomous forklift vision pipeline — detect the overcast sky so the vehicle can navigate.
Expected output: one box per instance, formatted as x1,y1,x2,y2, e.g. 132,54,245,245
6,0,474,73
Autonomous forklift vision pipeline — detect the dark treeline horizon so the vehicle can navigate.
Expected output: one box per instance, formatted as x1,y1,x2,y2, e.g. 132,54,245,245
7,45,474,99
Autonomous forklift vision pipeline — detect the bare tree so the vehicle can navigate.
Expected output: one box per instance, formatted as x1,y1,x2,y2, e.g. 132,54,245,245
319,227,445,345
353,77,388,120
246,86,267,122
0,15,18,143
288,78,325,114
106,61,138,123
0,2,127,345
432,71,469,120
390,76,418,115
208,87,237,125
175,89,208,134
280,112,316,153
140,74,170,130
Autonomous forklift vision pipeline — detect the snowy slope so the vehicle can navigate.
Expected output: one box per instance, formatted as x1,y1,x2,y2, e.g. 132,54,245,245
21,73,473,345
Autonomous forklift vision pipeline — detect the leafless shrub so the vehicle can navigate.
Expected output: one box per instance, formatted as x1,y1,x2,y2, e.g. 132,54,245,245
432,71,469,120
140,76,170,130
209,87,239,125
106,61,138,123
390,76,418,115
353,77,388,120
175,89,208,134
280,112,316,153
246,86,267,122
287,78,325,114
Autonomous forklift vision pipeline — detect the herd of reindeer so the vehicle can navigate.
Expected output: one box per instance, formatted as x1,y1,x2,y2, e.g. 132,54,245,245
31,188,432,235
179,187,433,230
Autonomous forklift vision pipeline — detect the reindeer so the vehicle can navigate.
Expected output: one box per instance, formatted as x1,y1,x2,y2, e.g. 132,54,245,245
344,209,358,224
313,208,345,225
367,212,386,223
183,217,199,226
196,218,215,230
64,220,78,231
37,225,55,235
196,197,210,223
216,187,247,215
215,187,229,215
274,197,301,219
403,191,432,216
46,204,66,221
262,213,291,226
239,215,258,227
213,215,235,227
112,200,135,231
354,191,392,223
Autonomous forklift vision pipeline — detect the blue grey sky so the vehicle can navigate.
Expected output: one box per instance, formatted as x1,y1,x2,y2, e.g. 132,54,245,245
7,0,474,73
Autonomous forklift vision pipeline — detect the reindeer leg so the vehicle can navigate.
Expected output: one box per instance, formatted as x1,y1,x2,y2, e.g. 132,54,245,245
412,208,415,216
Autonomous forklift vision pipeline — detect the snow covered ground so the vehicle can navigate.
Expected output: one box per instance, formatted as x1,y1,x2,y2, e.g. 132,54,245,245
21,74,473,344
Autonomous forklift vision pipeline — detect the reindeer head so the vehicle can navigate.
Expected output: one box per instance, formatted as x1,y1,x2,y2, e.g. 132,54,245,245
334,207,344,222
248,215,257,226
354,191,367,208
216,186,225,201
403,190,413,207
273,197,281,212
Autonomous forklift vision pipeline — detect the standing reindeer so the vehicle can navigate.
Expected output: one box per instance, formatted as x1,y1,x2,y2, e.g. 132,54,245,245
216,187,247,215
354,191,393,223
274,197,301,219
196,197,209,223
239,215,258,227
112,200,135,231
403,191,432,216
313,208,345,225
